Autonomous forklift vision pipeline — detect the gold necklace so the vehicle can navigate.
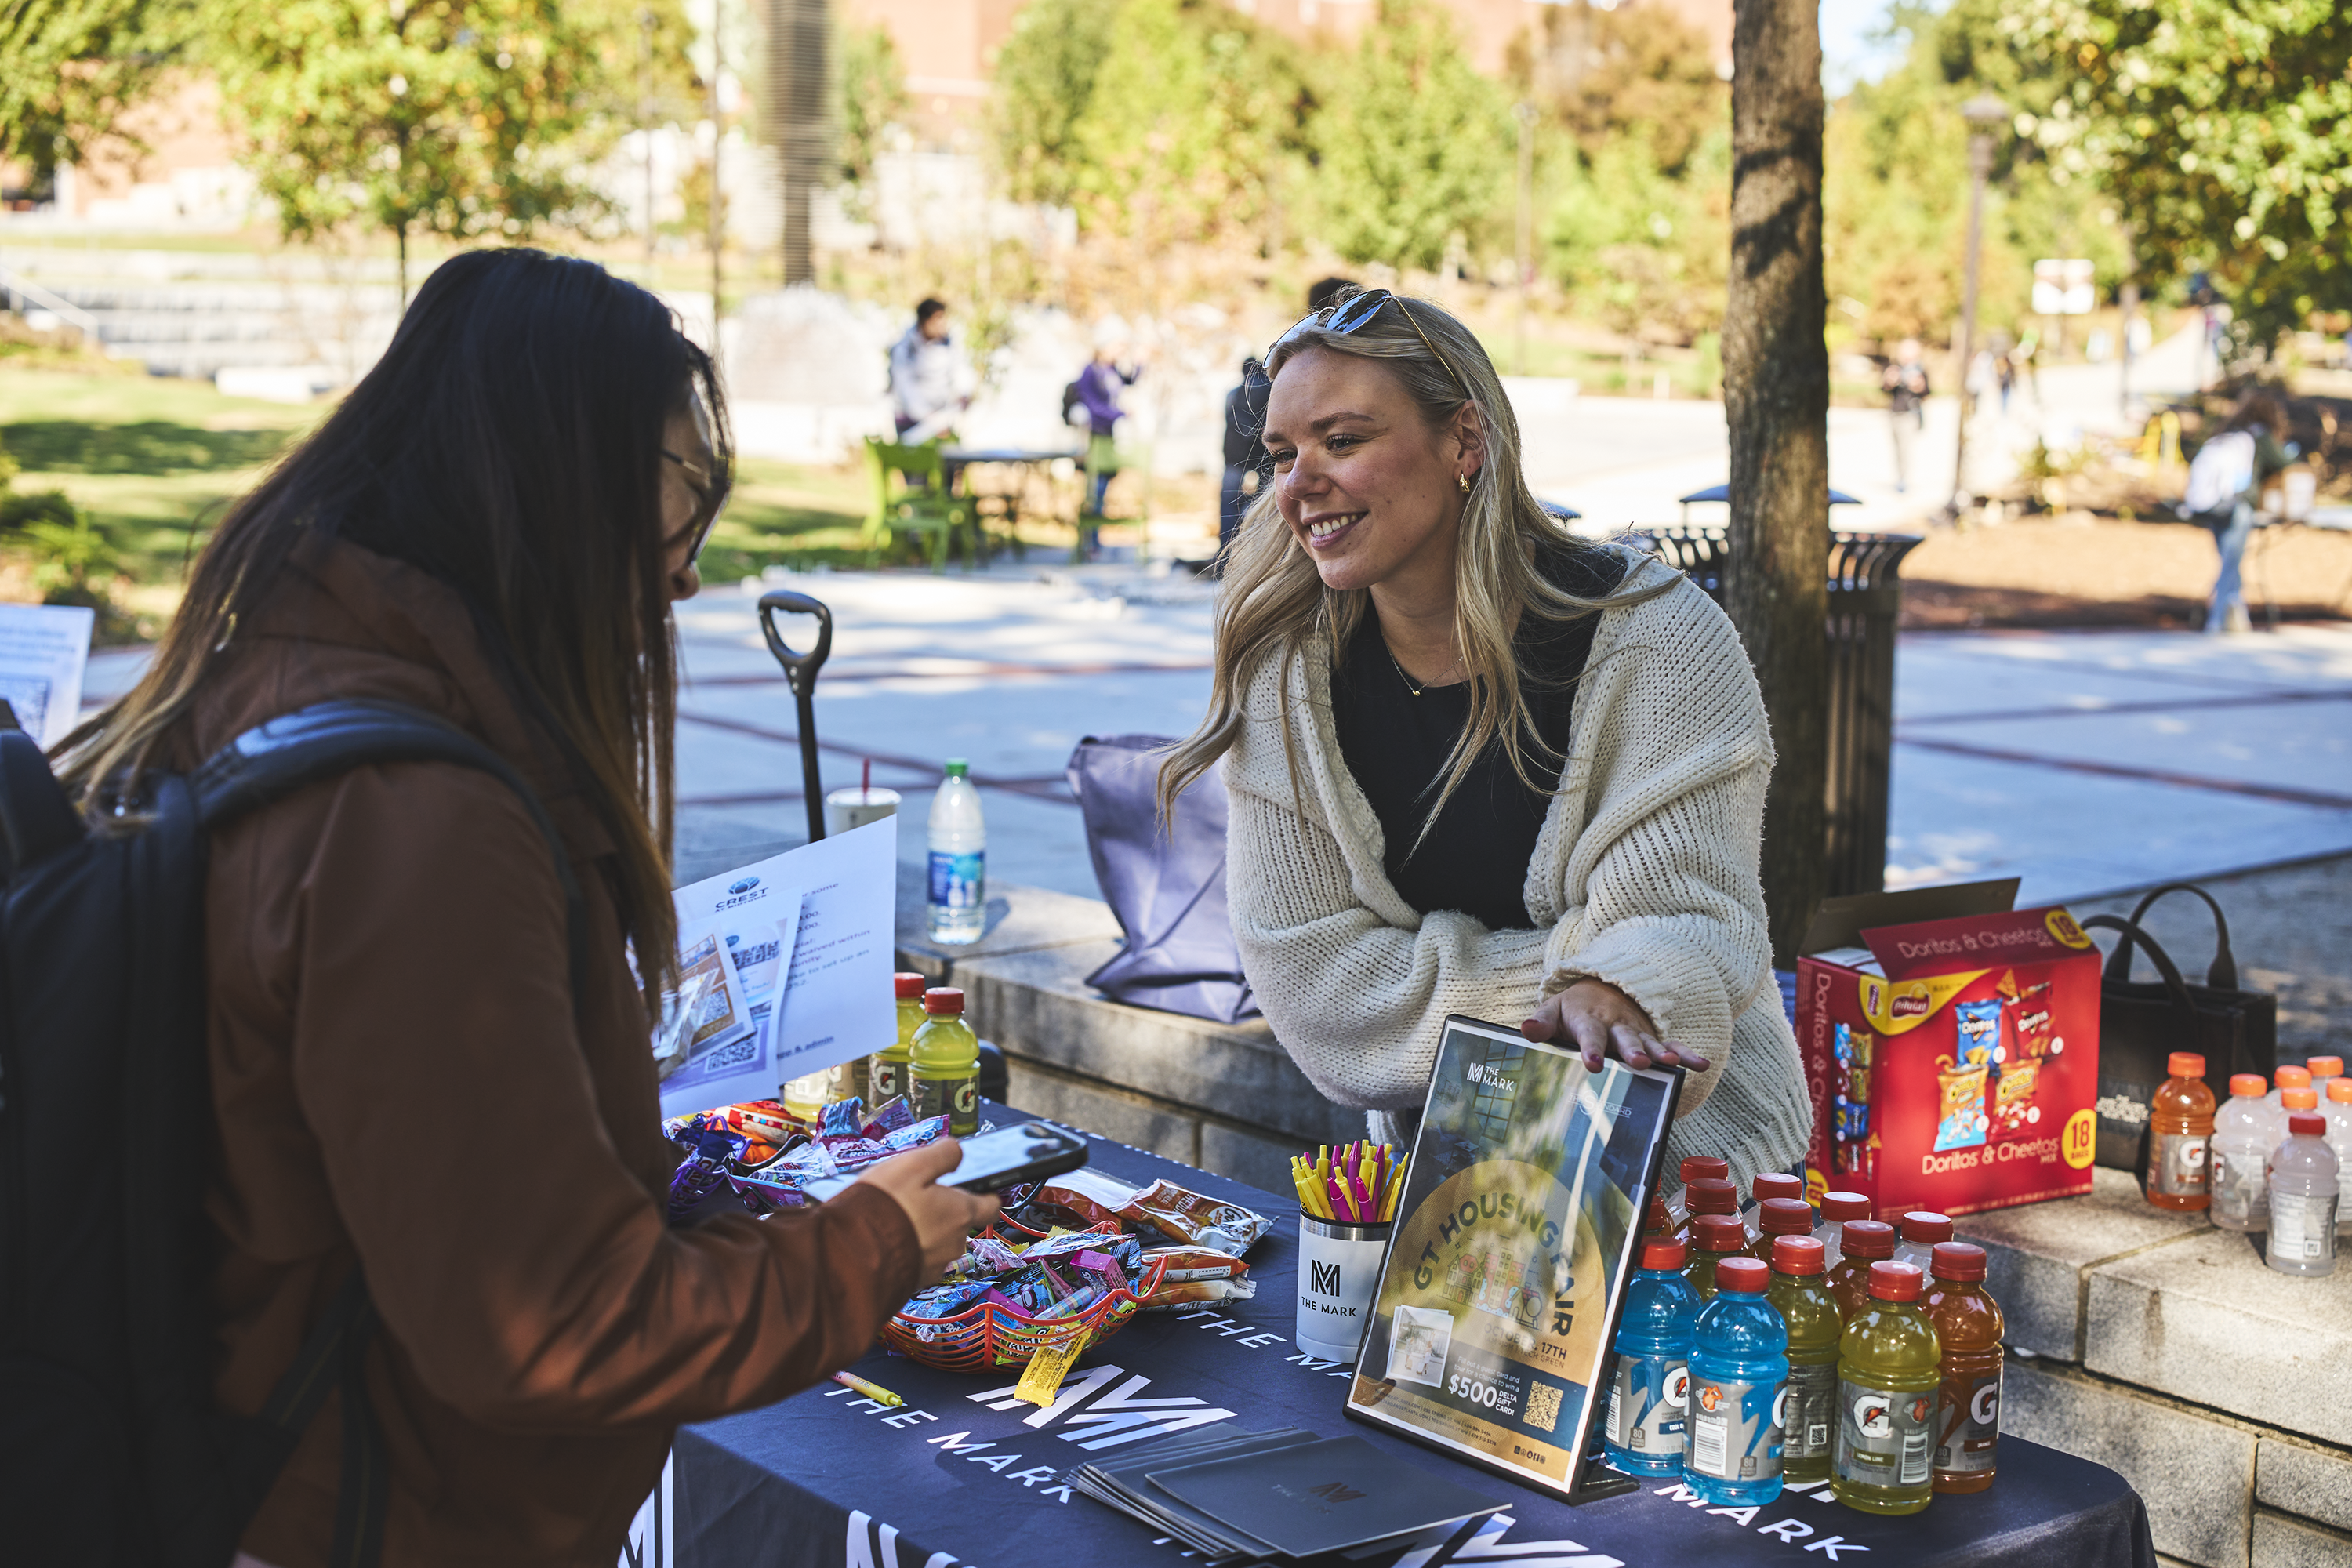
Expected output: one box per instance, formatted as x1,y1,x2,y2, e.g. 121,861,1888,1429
1385,642,1458,696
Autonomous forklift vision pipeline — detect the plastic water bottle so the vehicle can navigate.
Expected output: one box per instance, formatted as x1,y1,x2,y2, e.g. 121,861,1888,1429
926,760,986,944
1815,1192,1871,1272
2308,1055,2344,1095
1831,1261,1940,1515
1603,1235,1704,1477
1683,1256,1788,1506
1891,1211,1953,1274
2326,1081,2352,1239
2268,1065,2314,1123
2211,1073,2274,1232
2267,1111,2339,1278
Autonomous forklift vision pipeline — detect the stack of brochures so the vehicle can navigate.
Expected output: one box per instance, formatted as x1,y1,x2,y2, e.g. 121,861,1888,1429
1063,1428,1504,1564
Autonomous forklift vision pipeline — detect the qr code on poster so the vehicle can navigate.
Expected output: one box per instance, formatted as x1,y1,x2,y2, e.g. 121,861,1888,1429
1525,1381,1563,1433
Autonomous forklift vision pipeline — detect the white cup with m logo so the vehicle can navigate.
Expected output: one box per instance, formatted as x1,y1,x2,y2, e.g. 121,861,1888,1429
1295,1214,1392,1364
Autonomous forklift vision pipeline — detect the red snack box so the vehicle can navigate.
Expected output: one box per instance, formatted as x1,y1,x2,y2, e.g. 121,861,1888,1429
1798,905,2102,1220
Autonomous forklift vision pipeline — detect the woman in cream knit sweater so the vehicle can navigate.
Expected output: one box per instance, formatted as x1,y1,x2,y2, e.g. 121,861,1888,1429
1159,289,1811,1193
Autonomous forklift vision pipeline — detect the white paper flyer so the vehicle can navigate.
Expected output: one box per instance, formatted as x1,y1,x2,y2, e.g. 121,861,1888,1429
0,603,95,747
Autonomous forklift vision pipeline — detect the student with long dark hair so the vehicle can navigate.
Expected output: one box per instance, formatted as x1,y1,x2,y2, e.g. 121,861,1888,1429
59,249,993,1565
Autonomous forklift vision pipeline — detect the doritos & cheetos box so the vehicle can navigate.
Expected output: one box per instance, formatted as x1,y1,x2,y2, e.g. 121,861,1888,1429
1796,888,2101,1221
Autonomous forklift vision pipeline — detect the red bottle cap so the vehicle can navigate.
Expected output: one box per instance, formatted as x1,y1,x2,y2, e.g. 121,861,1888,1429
1692,1214,1747,1253
1819,1191,1873,1222
1868,1261,1925,1301
1900,1211,1954,1244
923,987,966,1015
1841,1219,1896,1259
1930,1241,1987,1282
2289,1113,2326,1138
1642,1236,1689,1270
1751,1172,1805,1205
2230,1073,2268,1098
1771,1236,1827,1276
1715,1257,1770,1295
1686,1178,1739,1216
1759,1198,1815,1236
2167,1052,2206,1080
1681,1156,1730,1185
895,971,928,1000
2310,1056,2345,1077
2283,1089,2319,1111
2278,1066,2314,1089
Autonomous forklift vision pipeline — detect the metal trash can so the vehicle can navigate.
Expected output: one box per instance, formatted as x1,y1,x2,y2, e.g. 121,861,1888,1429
1638,527,1923,896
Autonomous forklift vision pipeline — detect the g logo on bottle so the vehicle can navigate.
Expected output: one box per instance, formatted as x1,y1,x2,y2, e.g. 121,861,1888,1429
1771,1386,1792,1430
1970,1383,2000,1427
1853,1393,1893,1438
953,1080,978,1116
1662,1366,1690,1410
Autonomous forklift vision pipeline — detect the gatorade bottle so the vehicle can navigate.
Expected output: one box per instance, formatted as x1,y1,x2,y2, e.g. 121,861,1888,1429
1922,1243,2004,1494
1751,1171,1806,1242
1686,1215,1748,1301
1603,1235,1704,1477
2211,1073,2274,1232
1816,1192,1872,1271
869,972,926,1107
2326,1081,2352,1239
1892,1212,1954,1274
926,760,987,944
2267,1109,2339,1278
1751,1199,1817,1260
2309,1056,2344,1094
1831,1261,1941,1515
1683,1257,1788,1506
2145,1052,2216,1210
1767,1236,1840,1484
1670,1156,1730,1235
1828,1221,1896,1321
909,986,981,1137
2269,1065,2314,1125
1687,1178,1740,1240
1644,1192,1678,1238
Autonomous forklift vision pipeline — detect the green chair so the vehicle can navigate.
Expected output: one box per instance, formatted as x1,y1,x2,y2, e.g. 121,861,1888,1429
861,437,981,572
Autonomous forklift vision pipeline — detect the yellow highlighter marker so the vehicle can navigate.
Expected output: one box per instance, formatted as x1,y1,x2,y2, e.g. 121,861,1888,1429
831,1370,904,1408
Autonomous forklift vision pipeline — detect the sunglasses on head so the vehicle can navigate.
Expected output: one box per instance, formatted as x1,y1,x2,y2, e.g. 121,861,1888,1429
1269,288,1467,394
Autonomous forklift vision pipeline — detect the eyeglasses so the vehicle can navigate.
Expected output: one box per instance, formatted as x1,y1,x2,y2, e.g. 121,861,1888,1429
662,445,731,567
1268,288,1468,395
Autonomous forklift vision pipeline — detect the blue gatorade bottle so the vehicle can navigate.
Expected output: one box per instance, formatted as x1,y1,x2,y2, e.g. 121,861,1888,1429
1684,1255,1790,1505
1602,1234,1704,1476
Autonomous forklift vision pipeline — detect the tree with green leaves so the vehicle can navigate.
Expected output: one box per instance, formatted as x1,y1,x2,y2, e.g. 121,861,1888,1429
1990,0,2350,350
1314,0,1510,274
203,0,694,302
835,19,906,188
0,0,195,183
988,0,1120,211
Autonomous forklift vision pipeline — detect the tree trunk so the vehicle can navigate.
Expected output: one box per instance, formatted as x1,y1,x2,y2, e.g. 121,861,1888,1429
766,0,833,286
1724,0,1828,967
395,223,409,313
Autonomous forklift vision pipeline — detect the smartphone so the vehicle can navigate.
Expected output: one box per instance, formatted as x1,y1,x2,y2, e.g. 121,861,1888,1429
800,1121,1091,1203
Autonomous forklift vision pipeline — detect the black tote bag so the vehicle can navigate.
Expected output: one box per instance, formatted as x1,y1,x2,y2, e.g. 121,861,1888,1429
2084,883,2278,1173
1064,735,1260,1026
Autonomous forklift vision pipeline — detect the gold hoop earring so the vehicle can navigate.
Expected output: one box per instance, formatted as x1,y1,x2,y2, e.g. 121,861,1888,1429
1457,473,1472,493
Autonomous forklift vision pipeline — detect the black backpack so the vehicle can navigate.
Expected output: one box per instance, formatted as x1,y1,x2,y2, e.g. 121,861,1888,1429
0,699,581,1567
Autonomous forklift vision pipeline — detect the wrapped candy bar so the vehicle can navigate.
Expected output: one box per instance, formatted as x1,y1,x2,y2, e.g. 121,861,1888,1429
1117,1180,1272,1257
667,1127,748,1222
1036,1284,1100,1320
1020,1170,1142,1232
1076,1249,1129,1294
860,1096,916,1138
727,1140,837,1210
880,1116,950,1154
1138,1275,1258,1313
821,1137,893,1171
818,1098,868,1139
903,1279,993,1317
1138,1246,1250,1283
955,1235,1029,1279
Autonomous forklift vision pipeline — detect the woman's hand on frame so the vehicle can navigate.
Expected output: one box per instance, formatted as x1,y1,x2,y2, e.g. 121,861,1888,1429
1521,978,1712,1076
861,1140,1001,1276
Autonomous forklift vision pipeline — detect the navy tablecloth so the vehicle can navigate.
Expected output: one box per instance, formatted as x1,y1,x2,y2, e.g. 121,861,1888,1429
670,1105,2154,1568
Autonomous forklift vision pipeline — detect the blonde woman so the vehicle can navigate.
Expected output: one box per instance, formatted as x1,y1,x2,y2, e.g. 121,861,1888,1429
1160,289,1810,1192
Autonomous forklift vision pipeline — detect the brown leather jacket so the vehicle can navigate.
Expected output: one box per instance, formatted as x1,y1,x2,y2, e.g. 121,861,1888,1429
178,539,920,1565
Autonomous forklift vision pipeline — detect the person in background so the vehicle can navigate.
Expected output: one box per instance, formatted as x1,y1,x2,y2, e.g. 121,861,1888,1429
1076,336,1145,555
2181,394,2294,635
55,249,996,1566
1308,276,1358,315
1220,355,1273,564
888,297,972,445
1994,336,2016,415
1881,338,1929,495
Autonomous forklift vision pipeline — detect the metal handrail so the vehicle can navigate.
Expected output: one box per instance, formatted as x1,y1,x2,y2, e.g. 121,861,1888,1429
0,263,103,343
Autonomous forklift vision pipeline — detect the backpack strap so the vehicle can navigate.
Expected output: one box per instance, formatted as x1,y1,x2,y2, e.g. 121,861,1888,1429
195,700,586,1566
193,699,588,1004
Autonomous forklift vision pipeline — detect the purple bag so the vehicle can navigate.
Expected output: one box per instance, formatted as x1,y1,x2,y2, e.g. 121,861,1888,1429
1063,735,1259,1026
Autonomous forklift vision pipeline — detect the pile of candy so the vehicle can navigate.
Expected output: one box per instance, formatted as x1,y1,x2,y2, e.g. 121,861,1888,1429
662,1094,949,1221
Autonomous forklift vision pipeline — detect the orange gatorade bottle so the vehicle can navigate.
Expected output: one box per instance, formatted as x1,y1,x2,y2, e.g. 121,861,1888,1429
1828,1221,1896,1322
1922,1242,2004,1494
2147,1052,2216,1211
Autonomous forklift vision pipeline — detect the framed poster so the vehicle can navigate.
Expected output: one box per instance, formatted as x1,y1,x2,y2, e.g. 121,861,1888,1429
1345,1014,1683,1502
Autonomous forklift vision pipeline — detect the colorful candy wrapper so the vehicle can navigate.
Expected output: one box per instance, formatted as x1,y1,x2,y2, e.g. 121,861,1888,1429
904,1279,993,1317
881,1116,951,1154
818,1098,867,1139
956,1235,1029,1278
666,1127,748,1222
1116,1180,1272,1256
860,1096,916,1138
1138,1276,1258,1312
1036,1284,1100,1320
1137,1246,1250,1283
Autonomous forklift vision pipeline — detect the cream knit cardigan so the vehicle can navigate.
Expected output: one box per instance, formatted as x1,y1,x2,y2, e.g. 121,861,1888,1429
1222,551,1813,1193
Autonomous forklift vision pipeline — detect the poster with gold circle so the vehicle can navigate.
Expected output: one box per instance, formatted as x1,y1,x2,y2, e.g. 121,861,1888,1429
1346,1016,1681,1498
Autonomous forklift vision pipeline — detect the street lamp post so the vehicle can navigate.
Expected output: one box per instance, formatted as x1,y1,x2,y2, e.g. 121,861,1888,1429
1947,93,2005,519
